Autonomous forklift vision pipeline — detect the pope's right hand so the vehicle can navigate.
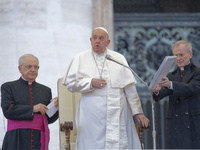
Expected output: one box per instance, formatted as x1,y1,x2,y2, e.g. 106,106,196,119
91,78,107,89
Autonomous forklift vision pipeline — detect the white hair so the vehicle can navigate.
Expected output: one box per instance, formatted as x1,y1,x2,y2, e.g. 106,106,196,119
18,54,39,66
172,40,192,52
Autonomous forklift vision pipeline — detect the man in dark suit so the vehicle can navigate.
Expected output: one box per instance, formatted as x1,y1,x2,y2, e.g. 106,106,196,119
1,54,58,150
153,40,200,149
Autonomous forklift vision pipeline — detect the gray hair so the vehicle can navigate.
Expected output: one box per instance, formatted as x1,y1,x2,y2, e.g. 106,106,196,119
18,54,39,66
172,40,192,52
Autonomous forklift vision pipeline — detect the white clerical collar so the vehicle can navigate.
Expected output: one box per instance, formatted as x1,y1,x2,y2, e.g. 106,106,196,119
180,67,184,71
93,49,107,58
21,76,32,85
180,61,190,71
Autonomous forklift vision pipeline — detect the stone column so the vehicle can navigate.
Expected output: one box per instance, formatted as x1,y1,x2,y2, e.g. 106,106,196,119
92,0,114,49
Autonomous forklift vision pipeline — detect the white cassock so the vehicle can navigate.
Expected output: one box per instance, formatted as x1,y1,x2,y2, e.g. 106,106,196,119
63,48,143,150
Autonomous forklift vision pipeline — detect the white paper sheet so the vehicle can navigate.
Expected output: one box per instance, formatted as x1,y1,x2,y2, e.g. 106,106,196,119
46,99,58,117
149,56,177,90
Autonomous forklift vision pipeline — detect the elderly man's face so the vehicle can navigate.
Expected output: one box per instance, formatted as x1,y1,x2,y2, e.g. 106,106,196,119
90,29,110,54
18,56,39,82
173,43,193,68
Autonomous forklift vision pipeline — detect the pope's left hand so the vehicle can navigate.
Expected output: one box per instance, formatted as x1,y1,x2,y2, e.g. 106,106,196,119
134,113,150,128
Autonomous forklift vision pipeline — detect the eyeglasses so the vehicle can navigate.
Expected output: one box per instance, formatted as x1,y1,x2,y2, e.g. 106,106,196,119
22,65,39,70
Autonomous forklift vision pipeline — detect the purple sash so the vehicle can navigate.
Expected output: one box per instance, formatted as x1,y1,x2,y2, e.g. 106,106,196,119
7,114,50,150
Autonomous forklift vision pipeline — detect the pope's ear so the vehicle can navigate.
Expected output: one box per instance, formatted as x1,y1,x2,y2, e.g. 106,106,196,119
107,39,111,46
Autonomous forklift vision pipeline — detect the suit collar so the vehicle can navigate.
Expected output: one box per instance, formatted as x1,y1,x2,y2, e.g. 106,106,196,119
172,63,196,83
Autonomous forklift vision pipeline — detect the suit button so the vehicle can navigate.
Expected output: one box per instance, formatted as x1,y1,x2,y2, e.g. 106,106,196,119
185,112,189,115
187,125,190,128
176,100,179,103
175,114,178,117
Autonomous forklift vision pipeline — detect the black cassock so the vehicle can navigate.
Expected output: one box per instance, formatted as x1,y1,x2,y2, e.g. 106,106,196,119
154,63,200,149
1,77,58,150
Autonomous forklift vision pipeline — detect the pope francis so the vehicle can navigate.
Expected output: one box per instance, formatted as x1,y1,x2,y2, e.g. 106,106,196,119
63,27,149,149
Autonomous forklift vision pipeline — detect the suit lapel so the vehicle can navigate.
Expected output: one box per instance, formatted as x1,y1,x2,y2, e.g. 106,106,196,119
182,67,195,83
171,69,181,82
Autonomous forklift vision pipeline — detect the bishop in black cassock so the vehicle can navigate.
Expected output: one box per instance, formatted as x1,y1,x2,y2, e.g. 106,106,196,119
1,54,58,150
